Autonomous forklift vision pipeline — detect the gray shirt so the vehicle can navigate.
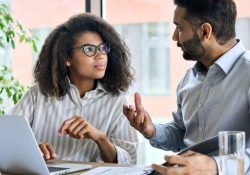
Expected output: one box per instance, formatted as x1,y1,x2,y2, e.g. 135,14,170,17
149,40,250,152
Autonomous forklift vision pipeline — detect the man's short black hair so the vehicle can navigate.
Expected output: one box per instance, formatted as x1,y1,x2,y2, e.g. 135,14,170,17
174,0,237,44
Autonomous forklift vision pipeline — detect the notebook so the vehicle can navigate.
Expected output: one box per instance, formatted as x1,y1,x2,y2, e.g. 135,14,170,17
147,135,219,175
0,115,92,175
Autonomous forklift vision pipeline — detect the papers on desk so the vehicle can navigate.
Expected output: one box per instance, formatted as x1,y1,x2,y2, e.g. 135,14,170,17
80,166,153,175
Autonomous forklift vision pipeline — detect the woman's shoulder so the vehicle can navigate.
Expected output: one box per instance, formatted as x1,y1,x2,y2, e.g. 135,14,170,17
28,83,41,94
105,91,128,106
25,83,47,99
97,82,127,98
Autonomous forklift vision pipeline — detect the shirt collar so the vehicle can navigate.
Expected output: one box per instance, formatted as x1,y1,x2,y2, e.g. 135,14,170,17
192,40,246,76
95,81,108,93
66,77,107,93
192,61,207,76
66,76,108,96
215,40,246,75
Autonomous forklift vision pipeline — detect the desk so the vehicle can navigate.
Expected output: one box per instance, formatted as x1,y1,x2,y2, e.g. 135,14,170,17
63,160,125,175
1,160,128,175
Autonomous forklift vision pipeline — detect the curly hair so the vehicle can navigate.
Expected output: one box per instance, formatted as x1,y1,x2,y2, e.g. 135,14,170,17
34,13,134,98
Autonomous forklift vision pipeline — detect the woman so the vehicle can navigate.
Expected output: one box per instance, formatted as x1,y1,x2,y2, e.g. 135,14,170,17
9,13,138,164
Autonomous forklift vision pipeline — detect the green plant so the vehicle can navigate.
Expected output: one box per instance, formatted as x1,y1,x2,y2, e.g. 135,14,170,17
0,66,28,115
0,3,38,51
0,3,38,115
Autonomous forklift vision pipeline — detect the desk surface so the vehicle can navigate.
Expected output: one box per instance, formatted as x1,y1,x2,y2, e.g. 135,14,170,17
1,160,129,175
65,161,125,175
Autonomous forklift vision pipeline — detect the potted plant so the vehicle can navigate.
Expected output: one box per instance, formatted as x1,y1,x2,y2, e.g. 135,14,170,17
0,3,38,115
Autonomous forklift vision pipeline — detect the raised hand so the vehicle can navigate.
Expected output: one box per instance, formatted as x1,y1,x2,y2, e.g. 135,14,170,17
123,92,156,138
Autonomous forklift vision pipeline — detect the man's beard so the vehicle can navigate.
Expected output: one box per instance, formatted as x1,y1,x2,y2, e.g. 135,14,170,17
178,32,206,61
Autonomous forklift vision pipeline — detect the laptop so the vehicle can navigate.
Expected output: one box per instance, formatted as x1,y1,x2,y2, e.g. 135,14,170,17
0,115,92,175
147,135,219,175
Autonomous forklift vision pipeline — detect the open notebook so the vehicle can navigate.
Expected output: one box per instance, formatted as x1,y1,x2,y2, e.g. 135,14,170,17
0,115,92,175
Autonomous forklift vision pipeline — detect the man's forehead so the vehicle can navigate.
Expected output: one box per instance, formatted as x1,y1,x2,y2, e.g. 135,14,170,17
173,6,188,24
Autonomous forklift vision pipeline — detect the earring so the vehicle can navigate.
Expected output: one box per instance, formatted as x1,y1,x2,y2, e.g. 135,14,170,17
66,61,70,67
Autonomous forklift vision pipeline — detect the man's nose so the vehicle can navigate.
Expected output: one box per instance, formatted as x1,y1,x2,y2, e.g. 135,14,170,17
172,28,179,42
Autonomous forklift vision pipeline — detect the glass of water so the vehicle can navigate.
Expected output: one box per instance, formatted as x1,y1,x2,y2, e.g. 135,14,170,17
219,131,245,175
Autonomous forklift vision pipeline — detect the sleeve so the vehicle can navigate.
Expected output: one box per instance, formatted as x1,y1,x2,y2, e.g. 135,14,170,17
148,78,187,152
7,85,38,125
109,116,138,165
95,116,138,165
248,84,250,115
96,94,138,165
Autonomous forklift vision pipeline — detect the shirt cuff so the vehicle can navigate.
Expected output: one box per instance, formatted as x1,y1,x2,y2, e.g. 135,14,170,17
114,145,132,165
95,145,132,164
148,123,166,144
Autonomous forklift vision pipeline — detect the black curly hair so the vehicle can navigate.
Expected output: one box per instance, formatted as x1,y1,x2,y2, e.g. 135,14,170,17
34,13,134,98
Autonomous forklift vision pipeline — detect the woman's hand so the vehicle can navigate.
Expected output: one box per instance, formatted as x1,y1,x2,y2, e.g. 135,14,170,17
58,115,103,141
58,115,117,163
39,142,57,160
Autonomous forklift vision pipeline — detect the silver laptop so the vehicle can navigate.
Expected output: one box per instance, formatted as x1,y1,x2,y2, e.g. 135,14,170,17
0,115,92,175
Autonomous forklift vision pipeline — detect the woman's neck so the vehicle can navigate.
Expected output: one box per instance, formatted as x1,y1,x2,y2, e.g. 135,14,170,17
69,76,96,98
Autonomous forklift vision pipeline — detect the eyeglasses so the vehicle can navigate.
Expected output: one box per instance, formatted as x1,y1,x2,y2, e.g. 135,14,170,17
73,42,111,57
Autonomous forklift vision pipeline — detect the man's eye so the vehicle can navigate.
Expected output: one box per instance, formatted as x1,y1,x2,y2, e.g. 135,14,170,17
176,26,181,31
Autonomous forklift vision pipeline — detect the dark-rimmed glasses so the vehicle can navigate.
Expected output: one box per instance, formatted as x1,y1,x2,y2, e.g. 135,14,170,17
73,42,111,57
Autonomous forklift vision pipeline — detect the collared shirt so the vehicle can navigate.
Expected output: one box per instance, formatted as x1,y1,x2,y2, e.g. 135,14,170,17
149,40,250,152
8,82,138,164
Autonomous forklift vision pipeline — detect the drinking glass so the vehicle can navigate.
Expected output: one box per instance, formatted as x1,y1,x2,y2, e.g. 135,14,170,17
219,131,245,175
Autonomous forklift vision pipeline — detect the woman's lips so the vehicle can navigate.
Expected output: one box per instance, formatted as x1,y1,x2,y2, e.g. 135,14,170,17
94,64,106,70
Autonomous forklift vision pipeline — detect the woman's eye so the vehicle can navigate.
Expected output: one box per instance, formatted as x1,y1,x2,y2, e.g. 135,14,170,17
84,46,94,53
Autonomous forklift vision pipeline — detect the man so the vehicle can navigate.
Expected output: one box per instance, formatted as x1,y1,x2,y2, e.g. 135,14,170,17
123,0,250,174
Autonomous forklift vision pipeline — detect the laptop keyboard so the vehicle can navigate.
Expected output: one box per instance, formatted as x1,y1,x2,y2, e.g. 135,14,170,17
48,166,69,173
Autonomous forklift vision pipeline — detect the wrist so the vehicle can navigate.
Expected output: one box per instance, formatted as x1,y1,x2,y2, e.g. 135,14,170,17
94,132,106,143
143,124,156,138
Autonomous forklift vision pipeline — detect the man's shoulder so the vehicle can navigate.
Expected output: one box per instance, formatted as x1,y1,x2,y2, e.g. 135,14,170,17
240,50,250,62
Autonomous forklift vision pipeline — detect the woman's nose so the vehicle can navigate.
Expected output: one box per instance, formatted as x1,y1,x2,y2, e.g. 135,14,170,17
94,50,104,60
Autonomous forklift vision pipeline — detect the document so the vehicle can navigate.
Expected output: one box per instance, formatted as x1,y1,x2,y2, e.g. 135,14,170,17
80,166,153,175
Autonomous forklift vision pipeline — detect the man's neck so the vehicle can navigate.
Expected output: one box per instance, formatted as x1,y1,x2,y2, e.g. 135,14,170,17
200,38,237,71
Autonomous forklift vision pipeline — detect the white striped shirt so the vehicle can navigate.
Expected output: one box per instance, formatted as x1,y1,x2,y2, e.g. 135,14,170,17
8,82,138,164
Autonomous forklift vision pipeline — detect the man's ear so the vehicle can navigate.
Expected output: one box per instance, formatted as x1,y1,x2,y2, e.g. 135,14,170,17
200,22,212,40
66,59,71,67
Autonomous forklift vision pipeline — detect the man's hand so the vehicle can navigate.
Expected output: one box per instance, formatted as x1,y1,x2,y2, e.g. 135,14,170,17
151,151,218,175
58,116,104,142
123,92,155,138
39,143,57,160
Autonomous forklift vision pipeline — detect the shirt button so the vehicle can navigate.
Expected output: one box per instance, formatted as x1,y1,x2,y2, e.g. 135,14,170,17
206,80,211,85
198,103,203,108
199,127,204,132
